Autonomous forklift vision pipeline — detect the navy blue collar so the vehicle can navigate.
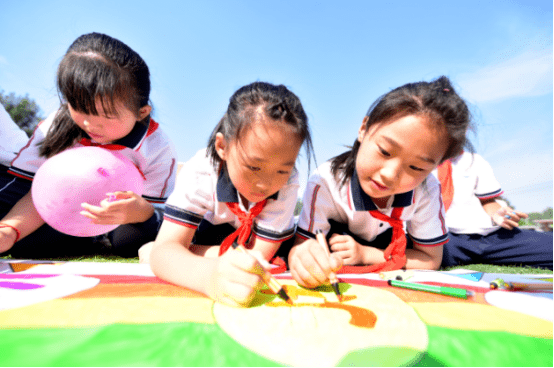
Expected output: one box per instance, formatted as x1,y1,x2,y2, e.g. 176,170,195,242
350,170,413,211
216,167,279,203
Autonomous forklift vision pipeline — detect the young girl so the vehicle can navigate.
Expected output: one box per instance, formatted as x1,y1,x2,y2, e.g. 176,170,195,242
148,81,313,307
0,32,177,258
289,76,471,289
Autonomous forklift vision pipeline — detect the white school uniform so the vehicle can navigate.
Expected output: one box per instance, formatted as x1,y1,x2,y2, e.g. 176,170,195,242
0,105,29,166
164,148,298,243
431,152,503,236
8,111,177,204
297,161,448,247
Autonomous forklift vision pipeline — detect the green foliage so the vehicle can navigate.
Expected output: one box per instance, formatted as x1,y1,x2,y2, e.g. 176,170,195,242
0,90,44,137
294,199,303,216
520,206,553,226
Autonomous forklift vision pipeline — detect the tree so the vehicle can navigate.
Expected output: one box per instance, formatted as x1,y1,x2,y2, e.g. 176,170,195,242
0,90,44,137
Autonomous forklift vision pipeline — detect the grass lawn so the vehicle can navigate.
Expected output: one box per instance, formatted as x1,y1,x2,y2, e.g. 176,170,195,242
1,254,551,274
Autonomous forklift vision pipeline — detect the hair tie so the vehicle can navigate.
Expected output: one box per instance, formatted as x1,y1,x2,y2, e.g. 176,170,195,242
443,88,450,92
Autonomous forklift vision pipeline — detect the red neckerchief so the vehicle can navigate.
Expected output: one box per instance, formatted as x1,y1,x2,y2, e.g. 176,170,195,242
219,199,267,256
339,207,407,273
436,159,454,212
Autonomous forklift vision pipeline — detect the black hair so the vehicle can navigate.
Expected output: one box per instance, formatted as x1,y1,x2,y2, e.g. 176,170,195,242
40,32,151,157
206,81,313,171
331,76,473,187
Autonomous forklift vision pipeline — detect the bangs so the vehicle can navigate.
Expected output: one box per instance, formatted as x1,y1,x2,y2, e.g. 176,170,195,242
57,52,133,117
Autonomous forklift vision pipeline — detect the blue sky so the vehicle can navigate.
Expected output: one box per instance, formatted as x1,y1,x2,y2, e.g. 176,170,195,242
1,0,552,213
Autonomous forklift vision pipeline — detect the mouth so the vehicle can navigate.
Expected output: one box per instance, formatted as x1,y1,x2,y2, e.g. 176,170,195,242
250,192,268,200
370,179,389,191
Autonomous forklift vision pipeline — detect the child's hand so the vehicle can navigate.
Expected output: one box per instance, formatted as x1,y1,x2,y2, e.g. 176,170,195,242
289,238,342,289
80,191,154,225
206,249,265,307
329,233,366,265
492,206,528,230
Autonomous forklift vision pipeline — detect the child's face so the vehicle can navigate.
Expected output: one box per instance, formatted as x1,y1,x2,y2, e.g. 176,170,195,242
215,117,302,204
355,114,448,200
68,98,151,144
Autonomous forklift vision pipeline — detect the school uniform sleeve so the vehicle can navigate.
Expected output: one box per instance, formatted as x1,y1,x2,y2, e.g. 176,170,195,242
163,149,214,229
8,112,57,180
0,105,29,166
472,154,503,200
406,175,449,247
252,168,299,243
296,165,345,240
140,129,178,204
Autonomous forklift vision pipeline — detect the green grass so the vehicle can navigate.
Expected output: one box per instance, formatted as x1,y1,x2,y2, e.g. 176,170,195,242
1,254,551,274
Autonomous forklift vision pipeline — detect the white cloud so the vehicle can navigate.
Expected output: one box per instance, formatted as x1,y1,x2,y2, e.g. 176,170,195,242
458,48,553,103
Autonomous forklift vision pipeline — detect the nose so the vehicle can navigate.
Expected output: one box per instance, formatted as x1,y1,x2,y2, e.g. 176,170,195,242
255,174,273,192
379,159,401,185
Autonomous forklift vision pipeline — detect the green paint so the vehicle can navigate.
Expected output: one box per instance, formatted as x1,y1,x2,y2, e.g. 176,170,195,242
423,326,553,367
0,322,282,367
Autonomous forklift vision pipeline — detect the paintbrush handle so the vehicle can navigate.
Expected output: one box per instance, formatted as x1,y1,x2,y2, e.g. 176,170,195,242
509,282,553,291
314,230,340,285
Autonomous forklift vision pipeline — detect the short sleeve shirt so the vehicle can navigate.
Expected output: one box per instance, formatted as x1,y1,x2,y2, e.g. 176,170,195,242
297,161,448,247
0,105,29,166
164,148,298,243
432,152,503,235
8,110,177,203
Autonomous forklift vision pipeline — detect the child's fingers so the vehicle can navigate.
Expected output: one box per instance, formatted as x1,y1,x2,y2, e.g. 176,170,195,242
306,241,337,284
514,210,528,219
290,262,323,288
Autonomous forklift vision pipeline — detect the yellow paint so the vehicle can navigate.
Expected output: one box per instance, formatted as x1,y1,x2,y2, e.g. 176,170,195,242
0,296,216,328
410,302,552,338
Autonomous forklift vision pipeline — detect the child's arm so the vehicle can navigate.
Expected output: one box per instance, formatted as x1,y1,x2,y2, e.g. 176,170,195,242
150,220,266,307
405,244,443,270
327,234,442,270
0,191,45,253
189,237,281,261
79,191,155,224
289,236,343,289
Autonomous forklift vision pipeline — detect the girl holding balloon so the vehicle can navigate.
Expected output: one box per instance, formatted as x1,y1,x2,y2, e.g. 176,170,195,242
0,32,177,258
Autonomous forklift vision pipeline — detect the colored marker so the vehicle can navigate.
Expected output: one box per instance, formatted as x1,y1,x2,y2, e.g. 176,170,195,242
315,229,343,301
231,242,293,305
387,279,473,299
490,278,553,292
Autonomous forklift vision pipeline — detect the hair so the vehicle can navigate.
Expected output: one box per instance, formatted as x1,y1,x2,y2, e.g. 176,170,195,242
39,32,151,157
331,75,473,187
206,81,313,170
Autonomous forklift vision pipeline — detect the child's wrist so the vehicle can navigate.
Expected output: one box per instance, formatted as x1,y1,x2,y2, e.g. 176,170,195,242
0,222,21,243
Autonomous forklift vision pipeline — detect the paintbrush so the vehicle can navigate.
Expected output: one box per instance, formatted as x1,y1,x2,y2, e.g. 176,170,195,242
315,229,343,301
490,278,553,292
231,242,293,305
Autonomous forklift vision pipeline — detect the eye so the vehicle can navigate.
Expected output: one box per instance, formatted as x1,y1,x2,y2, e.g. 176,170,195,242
277,170,290,175
247,165,260,172
409,165,424,172
378,146,390,157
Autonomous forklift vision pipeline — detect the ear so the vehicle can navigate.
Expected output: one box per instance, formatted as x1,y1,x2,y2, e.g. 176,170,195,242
214,132,228,160
138,105,152,120
358,116,370,143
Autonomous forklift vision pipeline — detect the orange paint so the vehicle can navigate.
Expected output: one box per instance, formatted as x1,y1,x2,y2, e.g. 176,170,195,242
261,284,377,329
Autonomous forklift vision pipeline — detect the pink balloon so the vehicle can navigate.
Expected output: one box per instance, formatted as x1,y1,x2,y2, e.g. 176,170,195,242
32,146,144,237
